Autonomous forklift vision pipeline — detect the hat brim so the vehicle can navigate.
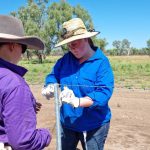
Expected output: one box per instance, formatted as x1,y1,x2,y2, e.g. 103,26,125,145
55,31,100,48
0,33,44,50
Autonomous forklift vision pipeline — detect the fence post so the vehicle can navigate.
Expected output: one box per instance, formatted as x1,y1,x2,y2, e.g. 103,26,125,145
54,83,62,150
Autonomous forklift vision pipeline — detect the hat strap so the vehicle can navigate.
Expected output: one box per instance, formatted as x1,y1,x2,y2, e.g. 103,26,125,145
61,27,86,39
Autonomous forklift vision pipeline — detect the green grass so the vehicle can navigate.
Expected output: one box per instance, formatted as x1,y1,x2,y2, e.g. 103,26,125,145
109,56,150,89
19,55,150,89
19,56,59,85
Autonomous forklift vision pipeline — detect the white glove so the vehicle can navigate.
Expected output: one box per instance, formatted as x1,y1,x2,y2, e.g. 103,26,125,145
0,143,12,150
59,86,80,108
42,84,54,100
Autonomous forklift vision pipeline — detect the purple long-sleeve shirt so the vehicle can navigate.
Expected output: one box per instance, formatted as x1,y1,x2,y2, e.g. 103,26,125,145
0,58,51,150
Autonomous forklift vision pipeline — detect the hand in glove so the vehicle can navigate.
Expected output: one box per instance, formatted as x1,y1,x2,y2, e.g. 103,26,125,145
0,142,12,150
42,84,54,100
59,86,80,108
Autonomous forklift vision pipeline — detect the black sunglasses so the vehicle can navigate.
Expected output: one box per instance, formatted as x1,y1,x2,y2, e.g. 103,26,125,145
21,44,27,54
0,42,27,54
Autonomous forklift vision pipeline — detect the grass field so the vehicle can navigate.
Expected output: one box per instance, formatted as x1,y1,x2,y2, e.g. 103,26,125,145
19,55,150,89
109,55,150,89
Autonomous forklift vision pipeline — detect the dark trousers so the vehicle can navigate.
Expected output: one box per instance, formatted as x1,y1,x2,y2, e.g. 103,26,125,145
61,122,110,150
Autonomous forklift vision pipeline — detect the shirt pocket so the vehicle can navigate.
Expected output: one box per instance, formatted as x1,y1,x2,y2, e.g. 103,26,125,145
59,70,73,85
80,71,96,85
78,72,96,93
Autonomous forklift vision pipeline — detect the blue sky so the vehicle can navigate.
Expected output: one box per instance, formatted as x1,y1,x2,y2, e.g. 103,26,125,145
0,0,150,49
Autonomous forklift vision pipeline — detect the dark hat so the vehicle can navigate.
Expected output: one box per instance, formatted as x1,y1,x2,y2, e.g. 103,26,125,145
0,15,44,50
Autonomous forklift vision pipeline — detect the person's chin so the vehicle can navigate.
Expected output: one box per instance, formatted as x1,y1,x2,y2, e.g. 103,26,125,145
75,55,81,59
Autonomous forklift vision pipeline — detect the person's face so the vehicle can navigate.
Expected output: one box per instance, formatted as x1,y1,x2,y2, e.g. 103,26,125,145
11,43,27,64
67,39,88,59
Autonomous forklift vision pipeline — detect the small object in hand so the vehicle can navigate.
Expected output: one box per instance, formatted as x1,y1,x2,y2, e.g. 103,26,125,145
42,84,54,100
59,86,80,107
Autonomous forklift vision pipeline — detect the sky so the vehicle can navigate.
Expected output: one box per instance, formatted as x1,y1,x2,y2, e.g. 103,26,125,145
0,0,150,49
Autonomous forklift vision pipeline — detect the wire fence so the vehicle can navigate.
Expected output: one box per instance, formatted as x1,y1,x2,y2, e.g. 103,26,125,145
30,82,150,91
30,83,150,150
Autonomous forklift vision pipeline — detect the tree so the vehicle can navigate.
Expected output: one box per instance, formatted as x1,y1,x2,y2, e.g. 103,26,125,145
46,2,94,54
146,39,150,56
93,38,108,52
112,39,131,55
11,0,48,63
107,48,118,56
11,0,93,61
112,40,121,55
73,4,93,29
45,2,73,54
122,39,131,56
130,47,140,55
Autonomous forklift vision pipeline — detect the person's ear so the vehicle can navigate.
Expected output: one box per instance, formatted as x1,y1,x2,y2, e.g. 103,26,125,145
8,43,15,53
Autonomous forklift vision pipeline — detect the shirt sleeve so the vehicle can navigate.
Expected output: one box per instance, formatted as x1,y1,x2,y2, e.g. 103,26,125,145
45,58,62,86
3,85,51,150
87,58,114,109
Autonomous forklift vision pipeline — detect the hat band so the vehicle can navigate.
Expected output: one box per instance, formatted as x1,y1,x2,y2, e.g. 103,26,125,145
61,27,86,39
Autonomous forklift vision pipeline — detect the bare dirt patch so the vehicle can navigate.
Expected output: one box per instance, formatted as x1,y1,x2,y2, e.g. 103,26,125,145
30,85,150,150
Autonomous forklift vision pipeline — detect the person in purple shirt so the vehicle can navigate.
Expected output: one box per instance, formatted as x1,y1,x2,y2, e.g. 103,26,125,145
0,15,51,150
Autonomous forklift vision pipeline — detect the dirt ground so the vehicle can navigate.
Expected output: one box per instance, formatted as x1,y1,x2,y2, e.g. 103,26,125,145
30,85,150,150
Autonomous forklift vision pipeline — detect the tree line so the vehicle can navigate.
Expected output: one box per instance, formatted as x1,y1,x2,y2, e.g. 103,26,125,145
11,0,150,63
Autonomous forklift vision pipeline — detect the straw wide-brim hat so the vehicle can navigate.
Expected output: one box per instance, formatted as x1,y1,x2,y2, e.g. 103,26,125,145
55,18,100,48
0,15,44,50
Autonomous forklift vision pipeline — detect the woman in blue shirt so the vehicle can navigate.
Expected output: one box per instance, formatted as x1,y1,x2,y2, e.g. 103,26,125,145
43,18,114,150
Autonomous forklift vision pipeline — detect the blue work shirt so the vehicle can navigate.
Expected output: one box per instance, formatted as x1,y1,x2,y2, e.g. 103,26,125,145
46,48,114,132
0,58,51,150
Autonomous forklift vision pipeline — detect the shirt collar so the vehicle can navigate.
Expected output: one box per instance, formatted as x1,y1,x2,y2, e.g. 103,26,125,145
0,58,27,77
68,47,103,64
88,47,103,61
